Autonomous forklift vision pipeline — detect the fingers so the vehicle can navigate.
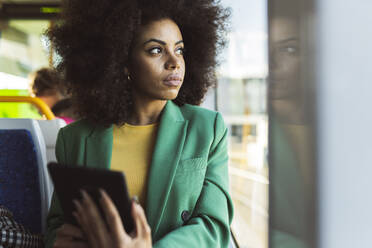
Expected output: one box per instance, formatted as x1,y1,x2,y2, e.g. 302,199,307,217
53,238,89,248
73,190,110,248
99,189,129,244
132,202,152,241
54,224,88,248
56,224,85,240
72,189,151,248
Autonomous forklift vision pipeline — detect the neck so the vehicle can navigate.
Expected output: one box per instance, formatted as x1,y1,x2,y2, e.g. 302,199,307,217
128,95,167,126
38,95,61,108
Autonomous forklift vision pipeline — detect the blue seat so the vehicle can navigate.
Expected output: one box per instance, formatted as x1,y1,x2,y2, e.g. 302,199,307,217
0,129,42,233
0,118,53,234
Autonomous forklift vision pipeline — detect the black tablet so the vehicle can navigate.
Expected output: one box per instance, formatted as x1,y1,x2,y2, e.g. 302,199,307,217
48,162,134,233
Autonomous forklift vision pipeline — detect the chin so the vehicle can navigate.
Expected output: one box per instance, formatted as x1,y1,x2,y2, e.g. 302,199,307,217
162,95,178,101
159,91,180,100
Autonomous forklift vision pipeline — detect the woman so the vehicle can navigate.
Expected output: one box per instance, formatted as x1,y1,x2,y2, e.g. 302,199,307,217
45,0,233,247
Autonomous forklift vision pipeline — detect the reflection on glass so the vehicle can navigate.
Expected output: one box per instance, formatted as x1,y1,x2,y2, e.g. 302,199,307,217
269,0,315,247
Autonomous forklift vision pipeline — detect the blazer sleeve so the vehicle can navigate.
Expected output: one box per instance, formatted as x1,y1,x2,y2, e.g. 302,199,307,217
153,112,234,248
44,129,66,248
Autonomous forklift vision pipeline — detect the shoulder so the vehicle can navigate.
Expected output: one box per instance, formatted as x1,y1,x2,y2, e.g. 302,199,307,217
178,103,226,132
179,104,221,122
58,119,96,139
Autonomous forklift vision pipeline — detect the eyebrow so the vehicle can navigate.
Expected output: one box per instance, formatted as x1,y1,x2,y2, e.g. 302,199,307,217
143,38,184,46
276,37,298,44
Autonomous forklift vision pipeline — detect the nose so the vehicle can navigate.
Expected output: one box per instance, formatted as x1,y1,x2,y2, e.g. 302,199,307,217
165,54,181,70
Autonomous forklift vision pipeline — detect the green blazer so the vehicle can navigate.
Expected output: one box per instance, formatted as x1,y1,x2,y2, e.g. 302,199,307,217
45,101,234,248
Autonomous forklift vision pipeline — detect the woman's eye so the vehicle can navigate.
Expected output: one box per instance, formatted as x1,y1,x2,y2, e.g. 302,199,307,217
148,47,162,54
286,46,297,53
175,47,185,55
279,45,298,54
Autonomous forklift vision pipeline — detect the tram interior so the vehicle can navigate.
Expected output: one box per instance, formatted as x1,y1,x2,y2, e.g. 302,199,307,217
1,0,372,248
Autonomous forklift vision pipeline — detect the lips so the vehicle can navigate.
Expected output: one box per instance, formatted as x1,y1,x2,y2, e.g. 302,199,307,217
163,74,183,87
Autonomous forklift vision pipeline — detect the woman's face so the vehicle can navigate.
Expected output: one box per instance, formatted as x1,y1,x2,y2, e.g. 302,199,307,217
128,18,185,102
269,17,301,100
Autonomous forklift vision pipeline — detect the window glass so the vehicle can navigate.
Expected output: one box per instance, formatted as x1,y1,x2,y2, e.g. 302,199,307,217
202,1,268,247
268,0,316,247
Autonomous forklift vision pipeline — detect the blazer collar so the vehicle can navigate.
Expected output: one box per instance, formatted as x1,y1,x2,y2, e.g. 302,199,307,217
85,124,113,170
145,101,188,237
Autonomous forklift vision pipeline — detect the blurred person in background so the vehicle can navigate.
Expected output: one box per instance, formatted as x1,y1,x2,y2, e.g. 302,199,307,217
51,98,77,124
30,68,76,124
30,68,66,109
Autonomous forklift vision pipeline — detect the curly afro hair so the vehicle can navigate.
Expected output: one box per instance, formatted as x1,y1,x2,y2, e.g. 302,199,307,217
47,0,230,126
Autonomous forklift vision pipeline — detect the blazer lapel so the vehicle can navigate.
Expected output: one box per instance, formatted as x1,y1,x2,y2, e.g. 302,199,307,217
146,101,188,237
85,125,113,170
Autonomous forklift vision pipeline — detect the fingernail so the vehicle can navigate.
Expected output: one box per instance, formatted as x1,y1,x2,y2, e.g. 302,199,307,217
73,199,79,209
80,189,87,200
72,211,80,224
132,196,139,204
98,188,103,200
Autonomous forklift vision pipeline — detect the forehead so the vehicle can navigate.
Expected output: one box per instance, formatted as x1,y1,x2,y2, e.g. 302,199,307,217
270,17,299,42
135,18,183,42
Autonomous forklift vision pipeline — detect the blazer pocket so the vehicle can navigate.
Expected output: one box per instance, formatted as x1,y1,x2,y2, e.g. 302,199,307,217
173,157,207,208
177,157,207,173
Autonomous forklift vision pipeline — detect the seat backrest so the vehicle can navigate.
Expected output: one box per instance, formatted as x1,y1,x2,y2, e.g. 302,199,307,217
0,118,52,233
0,129,42,233
37,119,66,163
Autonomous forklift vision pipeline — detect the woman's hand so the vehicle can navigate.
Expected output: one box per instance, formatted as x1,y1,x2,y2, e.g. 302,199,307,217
53,224,88,248
73,189,152,248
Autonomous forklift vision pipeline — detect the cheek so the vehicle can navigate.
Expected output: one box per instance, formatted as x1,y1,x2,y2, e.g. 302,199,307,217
181,59,186,76
286,58,300,77
278,55,299,73
133,60,163,82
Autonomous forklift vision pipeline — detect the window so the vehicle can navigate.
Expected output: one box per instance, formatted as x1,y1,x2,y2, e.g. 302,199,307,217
202,1,268,247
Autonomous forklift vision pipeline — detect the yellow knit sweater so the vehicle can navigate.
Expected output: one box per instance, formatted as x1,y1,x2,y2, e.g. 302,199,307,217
111,123,158,207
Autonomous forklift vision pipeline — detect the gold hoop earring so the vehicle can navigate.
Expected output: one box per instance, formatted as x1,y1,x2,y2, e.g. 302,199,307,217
127,75,131,81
